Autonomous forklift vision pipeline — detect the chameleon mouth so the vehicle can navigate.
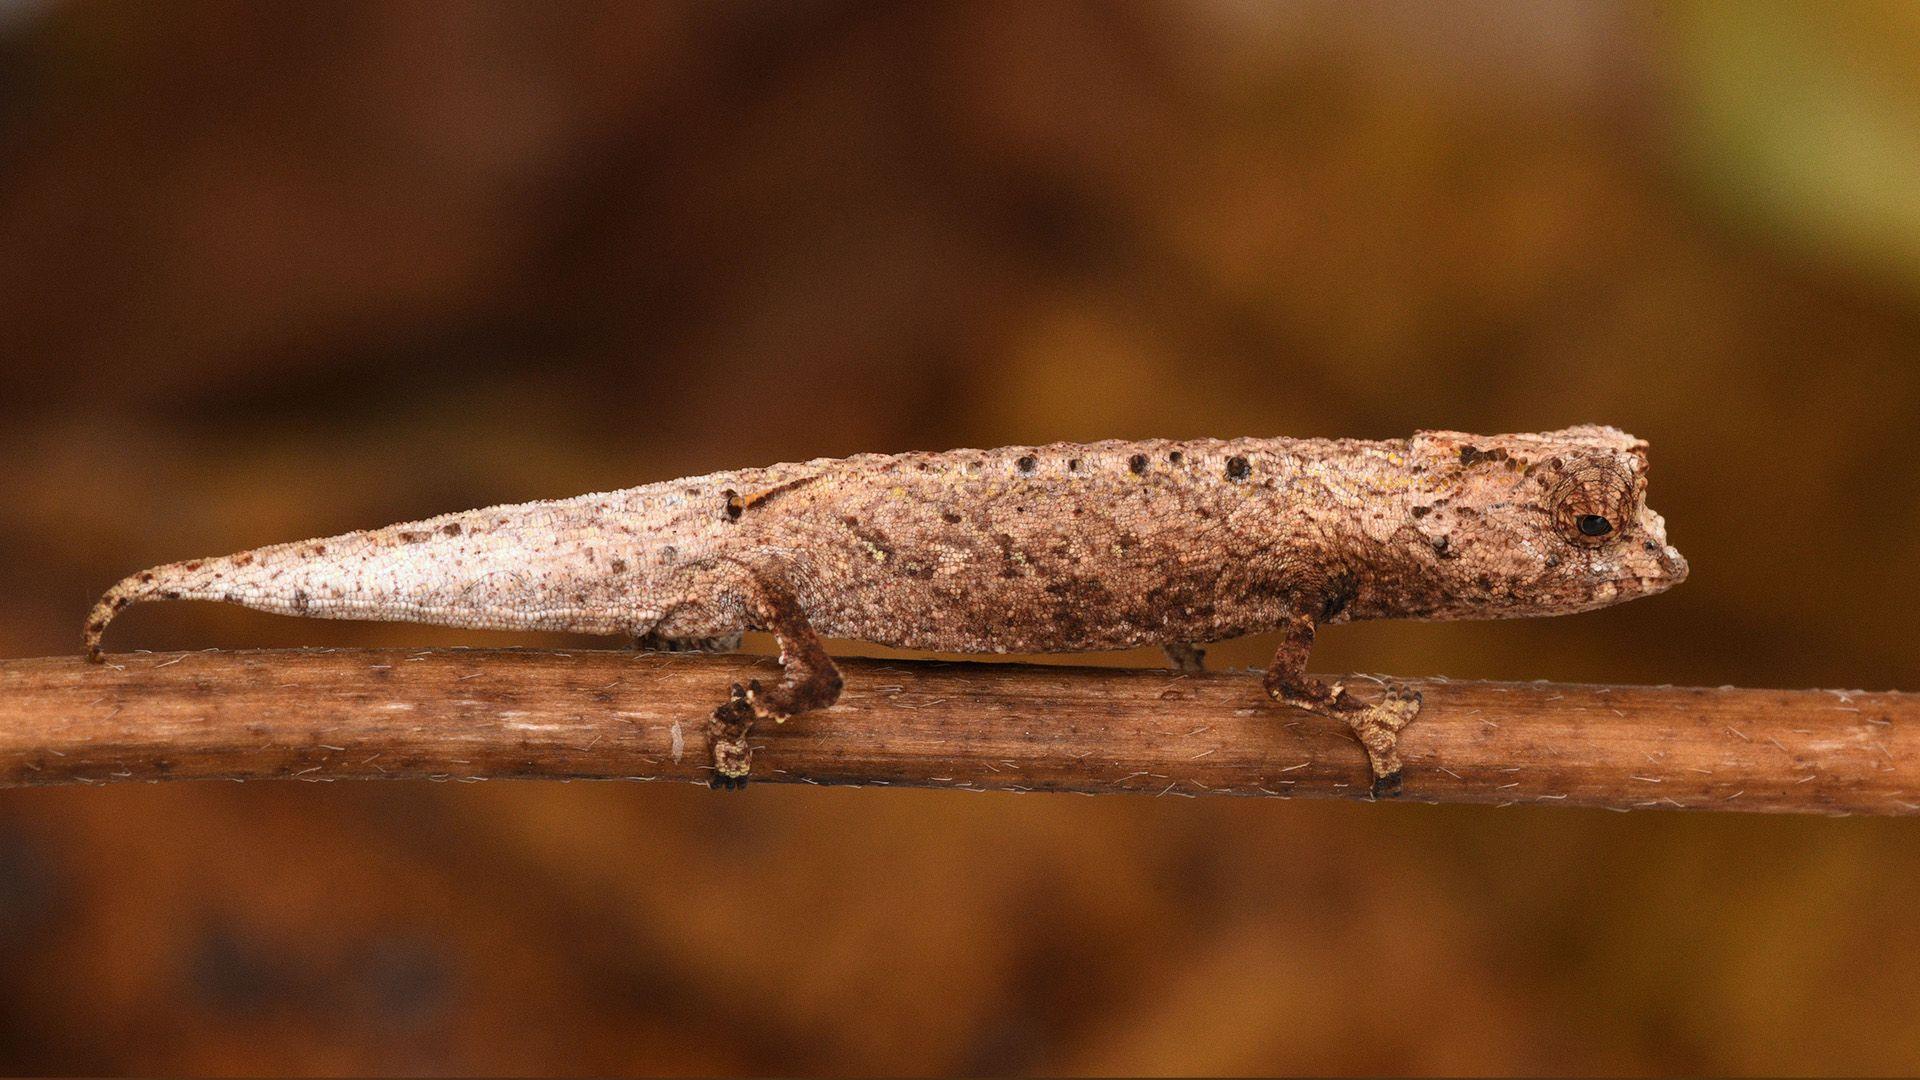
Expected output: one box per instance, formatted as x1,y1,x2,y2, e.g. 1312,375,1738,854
1608,545,1687,594
1642,545,1688,587
1610,566,1685,596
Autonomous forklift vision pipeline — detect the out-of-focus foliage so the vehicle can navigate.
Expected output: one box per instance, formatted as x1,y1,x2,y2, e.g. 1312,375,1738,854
1,2,1918,1074
1670,1,1920,287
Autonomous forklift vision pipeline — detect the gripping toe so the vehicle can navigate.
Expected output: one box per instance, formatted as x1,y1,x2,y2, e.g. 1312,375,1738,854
1370,770,1404,799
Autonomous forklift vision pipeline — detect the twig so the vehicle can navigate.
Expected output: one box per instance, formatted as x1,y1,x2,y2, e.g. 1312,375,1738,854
0,649,1913,815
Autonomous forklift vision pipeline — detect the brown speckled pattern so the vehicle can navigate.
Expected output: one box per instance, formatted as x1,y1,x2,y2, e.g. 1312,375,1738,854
85,425,1686,791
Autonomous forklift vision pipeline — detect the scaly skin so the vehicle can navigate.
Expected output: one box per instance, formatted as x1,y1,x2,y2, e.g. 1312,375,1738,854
86,425,1687,794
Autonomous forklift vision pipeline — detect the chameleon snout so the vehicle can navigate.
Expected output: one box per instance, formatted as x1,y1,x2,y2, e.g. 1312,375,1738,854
1657,544,1688,583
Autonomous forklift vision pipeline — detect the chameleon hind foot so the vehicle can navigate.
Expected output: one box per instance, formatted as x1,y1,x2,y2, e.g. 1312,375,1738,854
706,672,831,789
700,574,843,792
708,682,758,790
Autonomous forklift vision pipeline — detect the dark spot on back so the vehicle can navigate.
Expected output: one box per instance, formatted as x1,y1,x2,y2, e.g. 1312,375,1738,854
442,523,462,537
610,558,627,574
1226,456,1251,481
292,590,310,614
184,561,202,571
991,531,1018,565
138,572,154,583
1411,505,1432,518
845,519,895,558
1016,455,1037,473
1168,450,1184,465
1129,454,1149,475
941,511,962,524
398,531,426,544
1068,459,1082,472
661,545,677,559
161,591,181,600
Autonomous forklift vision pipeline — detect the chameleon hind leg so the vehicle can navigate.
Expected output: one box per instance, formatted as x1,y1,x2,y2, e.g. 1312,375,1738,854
707,577,842,790
1262,613,1422,799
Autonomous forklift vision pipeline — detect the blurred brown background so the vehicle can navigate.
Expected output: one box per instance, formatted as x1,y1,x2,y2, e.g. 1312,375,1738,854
2,1,1919,1075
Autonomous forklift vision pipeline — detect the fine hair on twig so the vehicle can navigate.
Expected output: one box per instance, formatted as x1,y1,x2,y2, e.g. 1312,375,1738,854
3,649,1912,816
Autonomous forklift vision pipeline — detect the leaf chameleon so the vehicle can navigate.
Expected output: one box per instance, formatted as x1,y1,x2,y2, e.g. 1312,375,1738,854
88,426,1687,795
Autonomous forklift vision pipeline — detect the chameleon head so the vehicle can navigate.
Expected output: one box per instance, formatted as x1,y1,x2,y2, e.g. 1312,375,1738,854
1396,425,1687,619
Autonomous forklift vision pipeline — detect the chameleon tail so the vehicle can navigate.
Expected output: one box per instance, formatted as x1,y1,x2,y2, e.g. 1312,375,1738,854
83,499,629,662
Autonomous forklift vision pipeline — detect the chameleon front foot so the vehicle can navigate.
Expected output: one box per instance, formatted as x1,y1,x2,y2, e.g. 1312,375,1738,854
1266,660,1423,798
1338,681,1422,799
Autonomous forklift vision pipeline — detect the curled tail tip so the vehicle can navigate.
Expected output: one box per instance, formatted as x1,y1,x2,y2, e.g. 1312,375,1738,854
84,597,116,662
84,577,145,663
84,613,108,662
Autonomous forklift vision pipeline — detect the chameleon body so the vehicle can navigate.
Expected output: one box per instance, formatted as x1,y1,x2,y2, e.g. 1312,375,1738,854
86,426,1687,794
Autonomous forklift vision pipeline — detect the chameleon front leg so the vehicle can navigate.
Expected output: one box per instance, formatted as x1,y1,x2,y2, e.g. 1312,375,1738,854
1162,642,1207,673
633,630,743,654
706,577,843,790
1262,613,1422,799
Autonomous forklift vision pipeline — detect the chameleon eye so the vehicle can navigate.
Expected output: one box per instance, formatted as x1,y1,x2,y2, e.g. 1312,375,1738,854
1549,456,1634,545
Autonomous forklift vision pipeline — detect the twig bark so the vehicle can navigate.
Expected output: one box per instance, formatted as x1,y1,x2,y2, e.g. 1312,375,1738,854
1,649,1913,815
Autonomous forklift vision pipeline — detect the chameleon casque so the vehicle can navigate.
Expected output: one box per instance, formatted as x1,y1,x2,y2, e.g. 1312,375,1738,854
86,425,1686,796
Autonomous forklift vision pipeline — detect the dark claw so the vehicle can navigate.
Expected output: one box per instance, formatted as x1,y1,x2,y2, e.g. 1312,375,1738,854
709,773,749,791
713,693,753,728
1370,770,1404,800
